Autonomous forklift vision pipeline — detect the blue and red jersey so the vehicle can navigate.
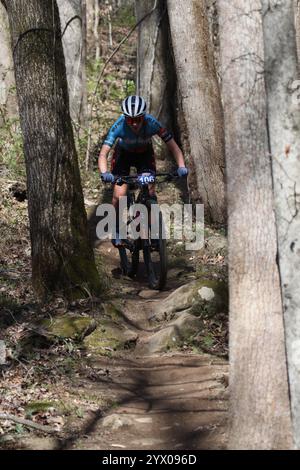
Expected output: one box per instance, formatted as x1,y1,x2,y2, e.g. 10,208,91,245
103,114,173,152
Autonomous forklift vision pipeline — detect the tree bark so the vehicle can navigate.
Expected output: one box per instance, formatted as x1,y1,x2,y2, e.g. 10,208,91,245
135,0,176,165
57,0,85,124
167,0,226,224
205,0,220,80
218,0,293,449
81,0,88,127
0,2,17,118
94,0,100,60
135,0,174,130
294,0,300,61
5,0,103,300
262,0,300,449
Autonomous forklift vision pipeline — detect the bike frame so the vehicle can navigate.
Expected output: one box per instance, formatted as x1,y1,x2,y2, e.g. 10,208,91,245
114,173,178,251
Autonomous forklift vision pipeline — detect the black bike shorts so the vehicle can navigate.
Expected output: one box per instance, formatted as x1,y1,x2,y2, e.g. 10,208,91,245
111,144,156,176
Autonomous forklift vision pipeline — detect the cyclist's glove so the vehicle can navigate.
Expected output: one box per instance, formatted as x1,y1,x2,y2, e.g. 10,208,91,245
177,167,188,178
101,172,114,183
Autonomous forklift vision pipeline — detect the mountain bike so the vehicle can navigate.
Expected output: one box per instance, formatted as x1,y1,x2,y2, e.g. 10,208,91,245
111,173,178,290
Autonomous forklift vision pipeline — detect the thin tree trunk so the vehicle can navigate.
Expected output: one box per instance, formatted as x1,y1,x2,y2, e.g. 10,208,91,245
294,0,300,61
4,0,103,300
81,0,88,127
262,0,300,449
205,0,220,80
0,2,17,118
106,0,113,48
167,0,226,224
218,0,293,449
94,0,100,60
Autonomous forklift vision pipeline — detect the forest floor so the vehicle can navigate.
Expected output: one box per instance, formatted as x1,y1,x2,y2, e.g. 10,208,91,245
0,4,228,451
0,169,229,450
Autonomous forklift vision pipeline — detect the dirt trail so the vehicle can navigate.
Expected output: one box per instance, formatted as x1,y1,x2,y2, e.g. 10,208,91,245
3,178,228,451
67,355,228,450
53,241,228,450
58,171,229,450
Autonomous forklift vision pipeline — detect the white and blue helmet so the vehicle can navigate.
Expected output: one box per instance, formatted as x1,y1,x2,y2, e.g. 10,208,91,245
121,95,147,117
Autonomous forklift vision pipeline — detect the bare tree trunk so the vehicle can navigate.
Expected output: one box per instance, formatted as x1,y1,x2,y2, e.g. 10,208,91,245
106,0,113,48
4,0,103,300
262,0,300,449
135,0,176,165
81,0,88,127
85,0,95,57
0,2,17,119
135,0,174,128
294,0,300,60
167,0,226,224
94,0,100,60
205,0,220,79
57,0,85,124
218,0,293,449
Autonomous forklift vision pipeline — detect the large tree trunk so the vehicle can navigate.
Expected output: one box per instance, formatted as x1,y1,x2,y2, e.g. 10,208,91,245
135,0,176,166
135,0,174,131
4,0,103,300
218,0,293,449
262,0,300,449
167,0,226,224
0,2,17,119
57,0,86,124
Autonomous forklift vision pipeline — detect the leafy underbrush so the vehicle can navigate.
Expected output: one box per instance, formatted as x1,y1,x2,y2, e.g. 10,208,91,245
0,110,25,181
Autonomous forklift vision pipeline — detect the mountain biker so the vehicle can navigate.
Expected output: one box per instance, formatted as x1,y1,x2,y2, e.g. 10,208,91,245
98,95,188,246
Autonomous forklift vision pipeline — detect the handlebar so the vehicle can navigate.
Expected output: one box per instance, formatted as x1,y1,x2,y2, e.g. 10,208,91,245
102,172,180,186
116,172,179,186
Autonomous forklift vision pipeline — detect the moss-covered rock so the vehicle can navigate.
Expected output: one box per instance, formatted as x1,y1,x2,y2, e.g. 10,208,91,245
83,320,138,355
139,313,201,354
19,316,97,355
150,279,228,322
102,302,123,321
40,315,97,341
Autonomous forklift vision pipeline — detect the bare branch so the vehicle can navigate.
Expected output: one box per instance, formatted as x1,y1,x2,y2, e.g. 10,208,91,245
0,413,58,433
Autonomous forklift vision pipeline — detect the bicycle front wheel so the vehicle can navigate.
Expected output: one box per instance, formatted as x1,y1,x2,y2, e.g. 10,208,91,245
128,241,140,278
118,246,129,275
143,211,167,290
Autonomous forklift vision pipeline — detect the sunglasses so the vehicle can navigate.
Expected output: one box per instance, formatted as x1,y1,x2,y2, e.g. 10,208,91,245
126,116,144,126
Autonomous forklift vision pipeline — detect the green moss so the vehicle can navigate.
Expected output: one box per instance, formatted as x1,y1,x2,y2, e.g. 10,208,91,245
25,401,55,417
103,302,123,321
84,320,137,355
41,315,97,341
